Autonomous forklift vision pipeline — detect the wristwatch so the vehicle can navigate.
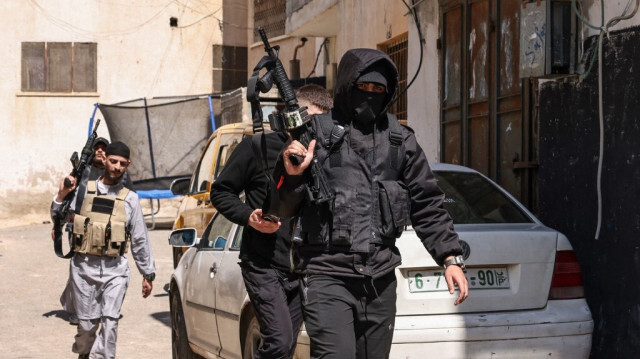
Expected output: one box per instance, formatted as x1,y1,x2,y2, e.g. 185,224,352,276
143,273,156,282
443,255,466,270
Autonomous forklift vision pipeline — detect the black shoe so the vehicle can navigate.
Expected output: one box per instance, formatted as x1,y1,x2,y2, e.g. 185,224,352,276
78,354,89,359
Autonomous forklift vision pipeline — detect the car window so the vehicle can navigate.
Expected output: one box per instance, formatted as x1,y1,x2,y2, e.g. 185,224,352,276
213,134,242,181
433,171,532,224
199,213,235,250
191,136,217,193
231,225,243,250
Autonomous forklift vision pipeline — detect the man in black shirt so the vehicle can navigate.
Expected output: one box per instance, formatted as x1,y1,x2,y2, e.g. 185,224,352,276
211,87,332,358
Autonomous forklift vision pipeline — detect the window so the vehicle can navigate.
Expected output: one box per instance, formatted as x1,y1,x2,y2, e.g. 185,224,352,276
434,170,532,224
199,213,235,250
379,33,408,123
231,225,243,250
213,135,242,181
21,42,97,93
191,137,217,193
253,0,286,42
212,45,247,91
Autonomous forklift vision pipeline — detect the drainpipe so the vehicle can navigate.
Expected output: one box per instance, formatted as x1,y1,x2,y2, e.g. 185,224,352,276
289,37,308,79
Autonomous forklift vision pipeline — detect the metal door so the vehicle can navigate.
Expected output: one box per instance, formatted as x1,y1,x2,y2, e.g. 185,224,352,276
441,0,536,209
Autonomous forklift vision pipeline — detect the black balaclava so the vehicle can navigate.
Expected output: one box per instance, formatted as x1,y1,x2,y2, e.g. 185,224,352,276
351,64,388,126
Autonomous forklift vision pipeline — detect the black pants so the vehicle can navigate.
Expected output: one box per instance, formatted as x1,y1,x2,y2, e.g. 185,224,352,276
301,272,397,359
241,259,303,359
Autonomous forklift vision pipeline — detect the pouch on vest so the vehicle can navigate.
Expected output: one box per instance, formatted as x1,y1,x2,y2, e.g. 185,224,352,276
378,180,410,238
297,204,326,246
105,221,127,257
330,187,356,247
72,214,91,253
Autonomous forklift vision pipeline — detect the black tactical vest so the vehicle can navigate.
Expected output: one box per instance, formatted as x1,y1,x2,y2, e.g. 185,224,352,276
294,112,410,253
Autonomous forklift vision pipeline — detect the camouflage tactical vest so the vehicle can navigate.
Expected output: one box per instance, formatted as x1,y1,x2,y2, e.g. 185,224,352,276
72,181,130,257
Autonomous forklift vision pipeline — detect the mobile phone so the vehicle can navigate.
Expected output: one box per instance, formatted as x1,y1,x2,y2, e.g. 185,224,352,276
261,214,280,223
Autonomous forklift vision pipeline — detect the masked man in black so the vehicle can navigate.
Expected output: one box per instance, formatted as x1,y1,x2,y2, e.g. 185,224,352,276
276,48,469,359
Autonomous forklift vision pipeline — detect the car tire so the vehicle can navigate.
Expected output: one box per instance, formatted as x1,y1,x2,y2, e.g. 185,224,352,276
171,290,195,359
242,314,262,359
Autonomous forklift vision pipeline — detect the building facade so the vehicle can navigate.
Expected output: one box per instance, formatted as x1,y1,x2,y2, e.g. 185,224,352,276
0,0,247,222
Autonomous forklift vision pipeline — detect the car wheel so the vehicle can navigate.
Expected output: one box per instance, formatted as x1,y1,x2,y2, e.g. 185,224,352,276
242,314,262,359
171,290,195,359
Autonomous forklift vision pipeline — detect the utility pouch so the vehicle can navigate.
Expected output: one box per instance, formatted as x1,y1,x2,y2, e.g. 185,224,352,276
105,222,127,257
72,215,91,252
330,189,355,246
378,180,410,238
85,222,107,256
298,205,326,245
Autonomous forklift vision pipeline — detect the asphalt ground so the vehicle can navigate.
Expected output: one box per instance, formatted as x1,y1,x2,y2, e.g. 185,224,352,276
0,223,174,359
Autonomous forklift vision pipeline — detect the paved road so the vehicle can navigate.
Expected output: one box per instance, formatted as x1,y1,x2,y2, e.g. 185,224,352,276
0,224,174,359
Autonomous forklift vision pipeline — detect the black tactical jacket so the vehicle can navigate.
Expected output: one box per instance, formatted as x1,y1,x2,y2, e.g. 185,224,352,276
211,132,293,271
277,49,462,278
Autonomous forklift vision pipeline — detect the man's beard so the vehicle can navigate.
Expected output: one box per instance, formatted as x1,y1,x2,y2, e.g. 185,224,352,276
104,171,123,184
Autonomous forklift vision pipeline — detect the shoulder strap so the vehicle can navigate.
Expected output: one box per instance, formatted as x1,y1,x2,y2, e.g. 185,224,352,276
249,133,280,217
315,113,336,148
87,180,97,194
116,187,130,201
314,113,346,168
387,114,404,171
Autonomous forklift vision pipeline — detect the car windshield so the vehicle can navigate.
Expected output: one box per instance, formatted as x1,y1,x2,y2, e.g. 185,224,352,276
433,170,533,224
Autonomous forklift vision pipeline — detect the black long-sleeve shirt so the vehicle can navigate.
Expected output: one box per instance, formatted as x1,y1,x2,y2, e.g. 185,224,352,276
211,132,293,270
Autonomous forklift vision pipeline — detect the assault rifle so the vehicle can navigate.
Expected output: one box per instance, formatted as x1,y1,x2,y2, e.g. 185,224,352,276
51,119,101,258
246,28,334,218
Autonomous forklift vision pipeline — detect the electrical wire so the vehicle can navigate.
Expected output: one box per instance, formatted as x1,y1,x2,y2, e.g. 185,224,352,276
305,39,328,80
384,0,424,112
178,7,222,28
586,0,640,240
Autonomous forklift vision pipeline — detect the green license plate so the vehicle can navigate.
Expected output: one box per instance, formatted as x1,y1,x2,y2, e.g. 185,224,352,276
407,267,510,292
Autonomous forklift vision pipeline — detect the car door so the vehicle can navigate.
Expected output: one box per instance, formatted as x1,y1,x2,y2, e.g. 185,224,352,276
183,213,238,356
201,131,243,228
180,134,219,235
215,226,247,358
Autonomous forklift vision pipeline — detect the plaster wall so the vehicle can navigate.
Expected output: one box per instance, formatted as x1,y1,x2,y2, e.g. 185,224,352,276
0,0,227,224
581,0,640,37
334,0,409,59
408,0,441,163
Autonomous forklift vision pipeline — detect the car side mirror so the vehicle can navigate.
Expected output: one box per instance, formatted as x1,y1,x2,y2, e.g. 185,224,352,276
168,228,197,247
170,177,191,196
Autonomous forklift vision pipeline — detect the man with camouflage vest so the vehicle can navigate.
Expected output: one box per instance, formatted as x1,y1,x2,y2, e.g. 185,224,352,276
51,141,155,359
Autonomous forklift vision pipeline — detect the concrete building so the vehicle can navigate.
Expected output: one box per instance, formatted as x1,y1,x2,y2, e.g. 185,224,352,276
281,1,640,357
0,0,248,223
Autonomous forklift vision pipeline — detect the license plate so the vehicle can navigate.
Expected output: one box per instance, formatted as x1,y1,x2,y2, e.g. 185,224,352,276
407,267,510,292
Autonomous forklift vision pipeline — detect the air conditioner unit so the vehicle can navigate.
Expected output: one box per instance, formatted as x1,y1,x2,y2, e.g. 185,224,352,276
519,0,578,78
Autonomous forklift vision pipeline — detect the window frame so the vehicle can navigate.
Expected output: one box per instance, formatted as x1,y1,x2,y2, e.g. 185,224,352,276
20,41,98,95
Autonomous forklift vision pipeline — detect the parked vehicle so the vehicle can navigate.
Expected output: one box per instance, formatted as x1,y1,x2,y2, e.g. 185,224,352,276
168,162,594,359
169,122,256,268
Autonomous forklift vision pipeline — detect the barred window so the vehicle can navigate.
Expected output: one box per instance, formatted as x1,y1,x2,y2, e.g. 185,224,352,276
378,33,408,123
253,0,286,42
21,42,97,93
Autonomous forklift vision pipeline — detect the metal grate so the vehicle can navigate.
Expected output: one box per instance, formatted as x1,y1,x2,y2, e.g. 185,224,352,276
254,0,286,42
378,33,408,122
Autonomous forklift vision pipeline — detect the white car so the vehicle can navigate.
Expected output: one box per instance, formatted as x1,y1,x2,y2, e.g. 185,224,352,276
168,163,593,359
